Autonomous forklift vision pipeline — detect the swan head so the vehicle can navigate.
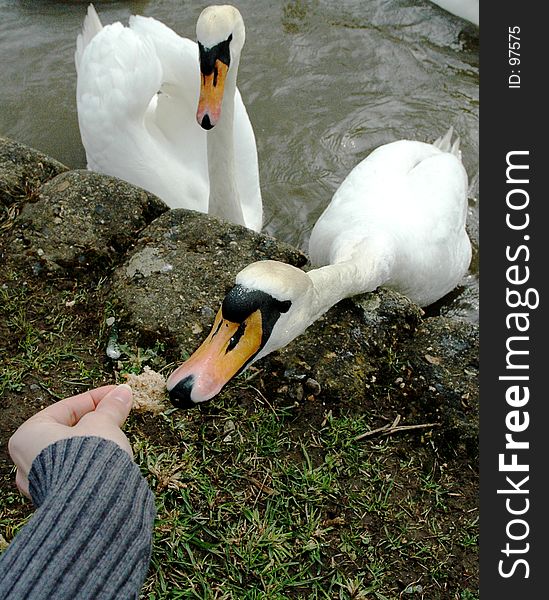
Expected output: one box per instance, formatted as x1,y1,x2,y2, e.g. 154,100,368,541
167,260,314,408
196,5,245,130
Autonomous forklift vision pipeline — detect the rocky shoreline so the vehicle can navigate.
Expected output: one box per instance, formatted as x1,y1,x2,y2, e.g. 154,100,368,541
0,135,479,596
1,135,478,460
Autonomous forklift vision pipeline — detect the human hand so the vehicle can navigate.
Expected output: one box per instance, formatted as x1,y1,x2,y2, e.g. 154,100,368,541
8,384,134,498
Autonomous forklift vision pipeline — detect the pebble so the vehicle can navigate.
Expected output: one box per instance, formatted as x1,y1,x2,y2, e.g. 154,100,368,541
201,306,216,319
106,341,121,360
404,584,423,594
304,377,321,395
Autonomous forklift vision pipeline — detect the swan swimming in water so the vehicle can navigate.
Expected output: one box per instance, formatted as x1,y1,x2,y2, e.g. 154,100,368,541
75,4,263,231
167,128,472,407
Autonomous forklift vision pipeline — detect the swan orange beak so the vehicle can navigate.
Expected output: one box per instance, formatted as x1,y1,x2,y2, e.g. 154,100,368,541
167,308,263,407
197,60,229,130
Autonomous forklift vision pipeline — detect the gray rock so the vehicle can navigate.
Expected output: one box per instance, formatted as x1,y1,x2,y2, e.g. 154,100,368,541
1,136,69,238
110,209,308,351
259,290,478,458
264,288,424,403
0,137,68,208
400,316,479,458
11,169,168,275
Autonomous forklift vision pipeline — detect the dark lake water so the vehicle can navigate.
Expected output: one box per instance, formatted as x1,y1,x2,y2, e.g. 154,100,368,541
0,0,479,321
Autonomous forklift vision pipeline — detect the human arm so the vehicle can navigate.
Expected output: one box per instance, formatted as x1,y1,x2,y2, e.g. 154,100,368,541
0,385,156,600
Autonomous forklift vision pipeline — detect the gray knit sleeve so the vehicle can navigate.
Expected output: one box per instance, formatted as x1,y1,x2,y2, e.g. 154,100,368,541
0,436,155,600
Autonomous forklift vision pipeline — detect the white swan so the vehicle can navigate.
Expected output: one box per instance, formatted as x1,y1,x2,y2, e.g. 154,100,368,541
167,129,472,407
428,0,479,26
75,4,262,231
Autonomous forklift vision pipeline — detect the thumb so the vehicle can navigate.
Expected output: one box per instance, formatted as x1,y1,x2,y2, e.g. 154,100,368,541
94,384,133,426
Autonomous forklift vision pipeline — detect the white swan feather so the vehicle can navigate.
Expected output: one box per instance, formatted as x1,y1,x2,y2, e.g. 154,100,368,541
75,4,262,231
167,129,472,406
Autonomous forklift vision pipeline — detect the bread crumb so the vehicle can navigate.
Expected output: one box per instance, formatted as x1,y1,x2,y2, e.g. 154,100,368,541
124,366,168,414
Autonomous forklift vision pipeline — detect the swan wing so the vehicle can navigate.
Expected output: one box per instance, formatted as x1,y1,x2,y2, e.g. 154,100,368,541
385,144,471,304
309,137,471,306
76,9,208,211
309,140,439,265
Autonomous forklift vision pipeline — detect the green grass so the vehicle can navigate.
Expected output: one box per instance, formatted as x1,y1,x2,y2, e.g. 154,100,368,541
0,279,105,396
0,265,478,599
123,400,477,599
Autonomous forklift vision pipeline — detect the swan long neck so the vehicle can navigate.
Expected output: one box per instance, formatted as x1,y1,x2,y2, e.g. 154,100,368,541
206,58,246,226
306,254,391,322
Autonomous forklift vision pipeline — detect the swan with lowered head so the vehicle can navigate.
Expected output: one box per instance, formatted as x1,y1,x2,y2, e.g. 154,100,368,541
75,4,262,231
167,128,472,407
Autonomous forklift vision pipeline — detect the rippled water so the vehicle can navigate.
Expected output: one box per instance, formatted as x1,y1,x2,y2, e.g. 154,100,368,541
0,0,479,320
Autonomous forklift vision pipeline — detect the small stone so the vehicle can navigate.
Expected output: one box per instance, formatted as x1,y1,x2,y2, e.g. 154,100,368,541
106,341,121,360
55,180,70,192
222,419,236,442
223,420,236,434
425,354,442,365
404,584,423,594
201,306,216,319
304,377,321,395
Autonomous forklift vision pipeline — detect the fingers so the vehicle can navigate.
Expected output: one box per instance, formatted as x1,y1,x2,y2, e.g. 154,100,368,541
21,383,132,430
93,384,133,427
8,384,135,500
28,385,118,426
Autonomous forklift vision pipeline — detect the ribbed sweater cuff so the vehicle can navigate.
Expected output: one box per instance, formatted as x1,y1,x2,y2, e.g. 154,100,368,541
0,436,155,600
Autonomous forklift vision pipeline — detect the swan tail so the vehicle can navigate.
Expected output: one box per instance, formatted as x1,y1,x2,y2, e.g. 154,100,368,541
75,4,103,72
434,126,462,160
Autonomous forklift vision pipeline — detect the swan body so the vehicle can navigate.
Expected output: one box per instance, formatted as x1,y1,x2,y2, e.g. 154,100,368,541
428,0,479,26
167,129,471,407
75,4,262,231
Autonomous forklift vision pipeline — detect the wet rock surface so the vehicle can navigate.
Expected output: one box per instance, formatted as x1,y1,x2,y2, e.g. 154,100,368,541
0,137,68,207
